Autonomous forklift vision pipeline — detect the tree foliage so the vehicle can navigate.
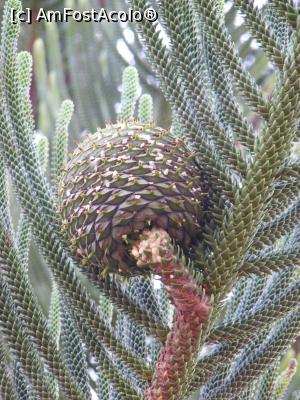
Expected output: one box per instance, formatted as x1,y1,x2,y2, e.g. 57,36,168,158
0,0,300,399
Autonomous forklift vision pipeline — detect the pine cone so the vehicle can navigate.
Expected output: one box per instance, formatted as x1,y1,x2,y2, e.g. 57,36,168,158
58,122,206,277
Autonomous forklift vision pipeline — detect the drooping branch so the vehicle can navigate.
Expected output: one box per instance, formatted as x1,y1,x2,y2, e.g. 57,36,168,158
234,0,285,68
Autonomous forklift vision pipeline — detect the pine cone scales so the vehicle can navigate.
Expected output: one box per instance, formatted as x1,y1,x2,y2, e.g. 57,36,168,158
58,122,206,276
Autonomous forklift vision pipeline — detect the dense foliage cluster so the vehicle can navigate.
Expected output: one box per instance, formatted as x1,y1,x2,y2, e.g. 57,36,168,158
0,1,300,399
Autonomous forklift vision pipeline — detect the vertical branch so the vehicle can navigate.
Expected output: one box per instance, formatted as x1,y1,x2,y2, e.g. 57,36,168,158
132,228,211,399
138,93,153,123
51,99,74,183
120,65,139,121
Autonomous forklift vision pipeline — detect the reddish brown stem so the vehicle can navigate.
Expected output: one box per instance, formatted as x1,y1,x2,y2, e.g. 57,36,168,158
132,229,211,400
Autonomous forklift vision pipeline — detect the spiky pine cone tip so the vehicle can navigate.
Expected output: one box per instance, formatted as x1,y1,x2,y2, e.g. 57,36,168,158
58,122,206,278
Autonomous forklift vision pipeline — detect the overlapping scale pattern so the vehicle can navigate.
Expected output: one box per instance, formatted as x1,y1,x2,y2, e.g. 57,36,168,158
58,122,206,276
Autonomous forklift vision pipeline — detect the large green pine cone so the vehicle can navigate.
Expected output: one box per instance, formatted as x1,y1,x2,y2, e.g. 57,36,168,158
58,122,206,277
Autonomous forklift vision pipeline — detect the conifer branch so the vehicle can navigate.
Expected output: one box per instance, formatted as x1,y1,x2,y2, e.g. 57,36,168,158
0,363,18,400
206,22,300,296
229,275,267,320
2,212,144,397
0,342,19,400
35,133,50,172
254,267,297,311
120,65,139,121
204,309,300,399
60,301,90,397
0,157,11,228
158,0,256,151
76,320,144,398
207,270,300,344
262,179,300,224
0,144,151,385
0,108,142,400
252,201,300,249
129,0,239,201
255,366,280,400
0,218,90,399
240,248,300,276
0,279,56,399
200,36,256,150
223,280,248,324
0,1,153,388
277,163,300,180
52,99,74,183
272,1,298,29
187,267,297,394
96,277,168,342
193,0,269,118
16,213,31,266
234,0,285,68
132,228,211,399
1,0,300,398
188,344,238,392
16,51,34,133
48,282,62,351
138,94,153,123
12,360,33,400
0,1,55,222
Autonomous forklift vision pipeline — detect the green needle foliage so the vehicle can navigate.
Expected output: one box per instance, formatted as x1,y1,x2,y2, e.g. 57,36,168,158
52,99,74,183
1,0,300,399
138,94,153,123
120,66,139,121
